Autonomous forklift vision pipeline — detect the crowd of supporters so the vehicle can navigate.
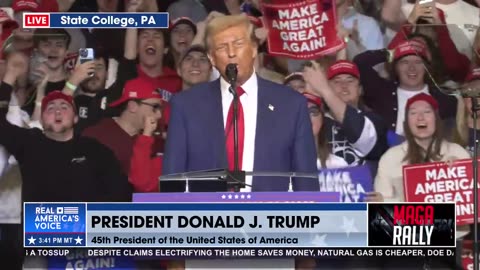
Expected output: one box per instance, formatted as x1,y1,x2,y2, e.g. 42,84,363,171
1,0,480,269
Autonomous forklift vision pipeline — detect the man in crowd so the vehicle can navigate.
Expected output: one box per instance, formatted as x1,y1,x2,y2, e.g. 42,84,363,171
22,28,71,115
303,60,388,179
0,51,132,203
177,45,212,90
82,77,163,192
0,53,131,270
166,17,197,70
164,14,318,192
70,49,109,132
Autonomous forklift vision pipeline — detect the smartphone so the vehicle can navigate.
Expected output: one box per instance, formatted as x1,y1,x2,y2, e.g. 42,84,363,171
78,48,95,76
28,51,47,83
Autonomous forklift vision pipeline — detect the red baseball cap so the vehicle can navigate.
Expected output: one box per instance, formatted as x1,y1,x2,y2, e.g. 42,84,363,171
41,91,76,113
393,40,429,61
12,0,39,12
406,93,438,111
327,60,360,80
109,77,162,107
465,68,480,82
303,93,322,109
170,17,197,34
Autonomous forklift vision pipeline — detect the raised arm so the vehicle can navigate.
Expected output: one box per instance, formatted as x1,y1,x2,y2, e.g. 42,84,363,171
129,116,160,192
0,53,32,159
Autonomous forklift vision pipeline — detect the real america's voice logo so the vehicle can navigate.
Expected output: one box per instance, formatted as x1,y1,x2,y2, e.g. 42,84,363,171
34,206,80,230
24,203,87,247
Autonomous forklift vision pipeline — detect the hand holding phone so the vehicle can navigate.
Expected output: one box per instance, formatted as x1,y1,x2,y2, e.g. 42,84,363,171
408,0,435,24
28,51,47,84
78,48,95,77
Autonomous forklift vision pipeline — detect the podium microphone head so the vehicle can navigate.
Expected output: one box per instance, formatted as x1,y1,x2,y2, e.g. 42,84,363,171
226,63,238,83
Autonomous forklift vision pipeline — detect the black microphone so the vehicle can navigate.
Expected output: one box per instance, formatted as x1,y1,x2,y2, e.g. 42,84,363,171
225,63,238,86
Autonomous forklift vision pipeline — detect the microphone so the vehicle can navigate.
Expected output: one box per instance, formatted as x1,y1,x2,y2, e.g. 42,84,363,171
226,64,238,93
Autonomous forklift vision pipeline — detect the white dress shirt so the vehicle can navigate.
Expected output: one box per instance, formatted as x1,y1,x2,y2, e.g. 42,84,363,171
220,72,258,192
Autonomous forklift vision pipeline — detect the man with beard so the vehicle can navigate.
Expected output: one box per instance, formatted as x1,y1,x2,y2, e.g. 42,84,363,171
69,50,109,133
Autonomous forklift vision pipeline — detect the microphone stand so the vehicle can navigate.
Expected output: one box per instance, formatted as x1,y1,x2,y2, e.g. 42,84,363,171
472,96,479,270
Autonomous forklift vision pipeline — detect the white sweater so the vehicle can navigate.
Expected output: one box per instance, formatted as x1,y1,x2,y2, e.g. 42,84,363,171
375,140,471,238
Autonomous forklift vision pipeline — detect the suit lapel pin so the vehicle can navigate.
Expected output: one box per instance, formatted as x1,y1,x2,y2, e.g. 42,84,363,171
268,104,274,111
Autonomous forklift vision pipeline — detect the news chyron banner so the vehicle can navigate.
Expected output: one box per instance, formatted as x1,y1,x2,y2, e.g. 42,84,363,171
22,12,169,29
25,202,455,259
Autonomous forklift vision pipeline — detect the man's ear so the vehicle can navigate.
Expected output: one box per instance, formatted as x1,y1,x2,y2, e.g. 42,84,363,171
74,115,79,124
207,53,215,67
252,43,258,60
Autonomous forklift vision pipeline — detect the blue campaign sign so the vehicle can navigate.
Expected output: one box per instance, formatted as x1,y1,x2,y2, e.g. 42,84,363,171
24,203,86,247
49,13,169,28
48,250,136,270
318,165,373,202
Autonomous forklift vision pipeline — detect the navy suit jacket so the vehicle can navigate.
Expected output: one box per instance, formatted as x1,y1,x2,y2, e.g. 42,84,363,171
162,76,319,192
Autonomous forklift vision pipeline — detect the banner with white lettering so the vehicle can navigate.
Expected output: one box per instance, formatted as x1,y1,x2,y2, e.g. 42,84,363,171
260,0,345,59
318,165,373,202
403,159,480,225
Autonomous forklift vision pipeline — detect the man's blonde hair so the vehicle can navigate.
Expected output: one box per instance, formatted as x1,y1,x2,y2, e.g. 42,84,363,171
204,14,257,51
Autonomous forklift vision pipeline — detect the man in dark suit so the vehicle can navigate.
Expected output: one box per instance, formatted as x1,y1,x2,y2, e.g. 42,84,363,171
163,14,318,192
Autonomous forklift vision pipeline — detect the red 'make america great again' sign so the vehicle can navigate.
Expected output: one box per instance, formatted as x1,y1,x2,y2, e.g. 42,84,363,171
260,0,345,60
403,159,480,226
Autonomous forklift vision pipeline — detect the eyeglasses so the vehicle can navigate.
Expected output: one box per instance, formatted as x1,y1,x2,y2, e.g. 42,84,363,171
138,101,162,112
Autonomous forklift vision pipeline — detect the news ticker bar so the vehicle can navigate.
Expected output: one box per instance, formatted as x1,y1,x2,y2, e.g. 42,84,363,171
24,202,456,249
23,13,169,29
26,247,456,258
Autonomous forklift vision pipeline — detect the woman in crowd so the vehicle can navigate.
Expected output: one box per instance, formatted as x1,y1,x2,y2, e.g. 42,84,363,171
372,93,470,238
304,92,348,169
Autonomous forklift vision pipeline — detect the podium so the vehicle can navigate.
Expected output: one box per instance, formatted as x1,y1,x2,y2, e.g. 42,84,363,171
132,170,340,269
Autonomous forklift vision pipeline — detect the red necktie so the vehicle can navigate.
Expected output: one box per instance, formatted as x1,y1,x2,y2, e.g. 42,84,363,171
226,86,245,171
